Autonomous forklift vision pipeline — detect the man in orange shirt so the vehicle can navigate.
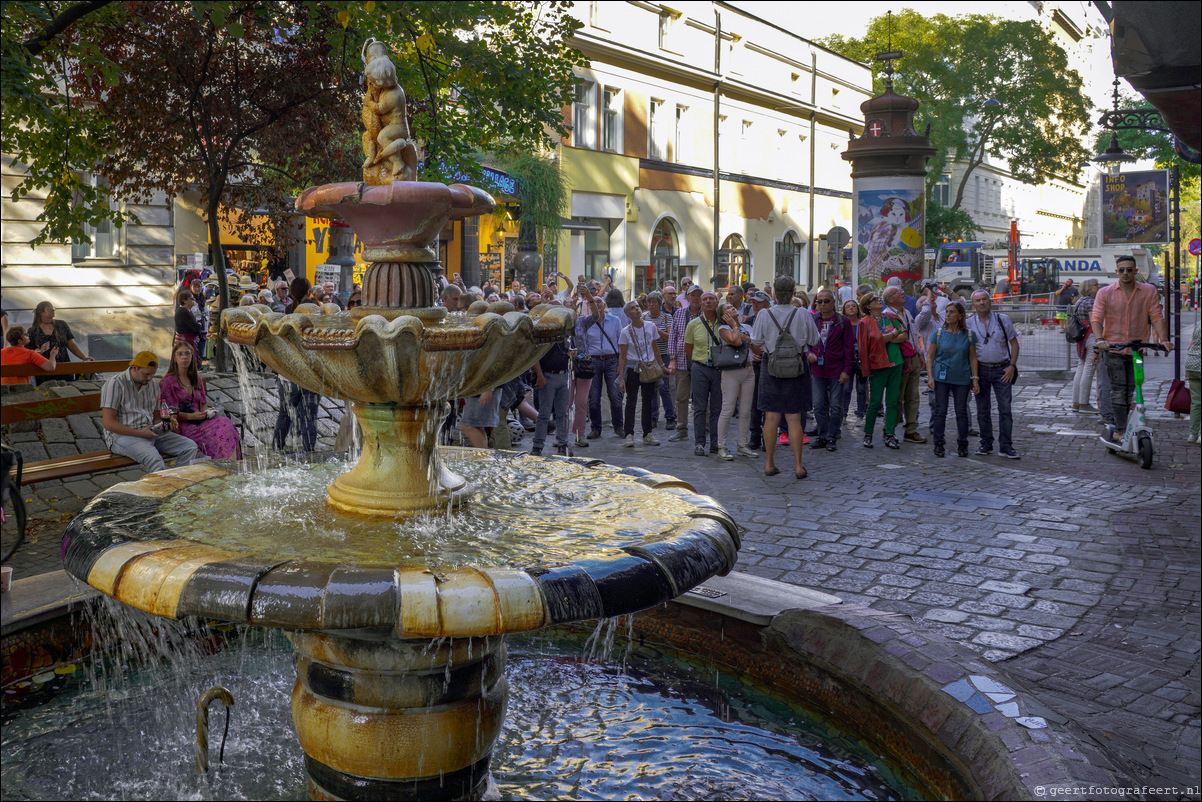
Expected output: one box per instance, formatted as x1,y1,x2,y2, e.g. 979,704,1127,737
1091,255,1173,433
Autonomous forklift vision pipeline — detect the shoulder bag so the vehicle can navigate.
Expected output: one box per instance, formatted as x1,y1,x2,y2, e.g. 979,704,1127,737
634,324,665,383
702,317,749,370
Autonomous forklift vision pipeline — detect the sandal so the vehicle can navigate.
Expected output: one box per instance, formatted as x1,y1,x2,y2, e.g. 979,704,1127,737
765,467,780,477
795,468,808,480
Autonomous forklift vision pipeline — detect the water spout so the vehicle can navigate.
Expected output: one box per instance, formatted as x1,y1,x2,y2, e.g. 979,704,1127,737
196,686,234,774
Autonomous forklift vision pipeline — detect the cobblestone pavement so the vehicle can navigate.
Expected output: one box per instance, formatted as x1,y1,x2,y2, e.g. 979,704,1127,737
3,370,1199,796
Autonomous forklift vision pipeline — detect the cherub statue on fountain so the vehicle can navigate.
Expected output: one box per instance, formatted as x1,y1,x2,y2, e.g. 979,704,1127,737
361,38,418,185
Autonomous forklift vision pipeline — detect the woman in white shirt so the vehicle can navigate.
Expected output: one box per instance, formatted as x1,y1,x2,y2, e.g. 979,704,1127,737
716,303,760,460
617,300,667,447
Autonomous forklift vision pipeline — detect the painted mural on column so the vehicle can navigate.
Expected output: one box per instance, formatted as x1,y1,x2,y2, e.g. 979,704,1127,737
853,178,925,285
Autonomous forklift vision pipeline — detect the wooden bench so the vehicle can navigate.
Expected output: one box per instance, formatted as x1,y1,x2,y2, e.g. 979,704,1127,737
2,360,139,485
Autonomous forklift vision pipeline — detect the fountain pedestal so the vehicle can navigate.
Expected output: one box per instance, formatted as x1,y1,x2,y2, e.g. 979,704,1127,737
291,630,506,801
326,402,468,517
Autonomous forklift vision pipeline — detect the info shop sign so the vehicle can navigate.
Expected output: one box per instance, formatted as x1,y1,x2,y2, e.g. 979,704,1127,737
1102,170,1169,246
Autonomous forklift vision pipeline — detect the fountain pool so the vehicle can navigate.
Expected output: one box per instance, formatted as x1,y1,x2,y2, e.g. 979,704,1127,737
1,607,916,801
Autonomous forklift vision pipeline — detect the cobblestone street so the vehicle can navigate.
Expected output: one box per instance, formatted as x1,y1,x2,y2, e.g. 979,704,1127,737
3,369,1199,796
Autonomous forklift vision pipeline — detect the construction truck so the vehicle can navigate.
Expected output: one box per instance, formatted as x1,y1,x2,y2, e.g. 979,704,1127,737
932,241,1158,297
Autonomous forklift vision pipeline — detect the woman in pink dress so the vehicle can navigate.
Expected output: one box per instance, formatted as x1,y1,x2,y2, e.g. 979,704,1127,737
159,341,242,459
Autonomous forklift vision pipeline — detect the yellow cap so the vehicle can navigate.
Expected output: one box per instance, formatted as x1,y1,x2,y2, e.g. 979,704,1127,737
129,351,159,369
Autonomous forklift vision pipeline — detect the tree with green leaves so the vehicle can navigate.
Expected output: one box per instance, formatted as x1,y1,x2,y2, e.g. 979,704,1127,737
926,198,978,245
819,11,1092,211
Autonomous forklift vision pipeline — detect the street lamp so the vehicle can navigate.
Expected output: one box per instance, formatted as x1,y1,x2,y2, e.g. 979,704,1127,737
1092,131,1138,175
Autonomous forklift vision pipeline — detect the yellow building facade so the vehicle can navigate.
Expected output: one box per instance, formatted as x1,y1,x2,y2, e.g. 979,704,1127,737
554,1,872,293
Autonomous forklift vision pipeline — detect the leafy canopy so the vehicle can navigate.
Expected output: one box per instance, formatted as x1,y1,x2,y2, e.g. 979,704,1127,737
2,1,586,249
819,11,1092,210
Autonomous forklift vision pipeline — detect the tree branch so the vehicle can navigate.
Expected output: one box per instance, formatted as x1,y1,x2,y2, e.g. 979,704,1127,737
23,1,115,58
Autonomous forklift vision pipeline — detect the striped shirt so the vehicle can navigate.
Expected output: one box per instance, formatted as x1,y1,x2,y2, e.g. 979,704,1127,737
100,369,159,445
668,305,702,366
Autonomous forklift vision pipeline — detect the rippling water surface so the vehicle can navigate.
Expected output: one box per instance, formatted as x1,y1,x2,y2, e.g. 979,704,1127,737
161,452,698,569
1,618,910,801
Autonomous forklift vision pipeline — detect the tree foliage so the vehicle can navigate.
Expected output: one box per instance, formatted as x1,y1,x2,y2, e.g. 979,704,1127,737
925,198,978,245
819,11,1092,210
2,1,586,248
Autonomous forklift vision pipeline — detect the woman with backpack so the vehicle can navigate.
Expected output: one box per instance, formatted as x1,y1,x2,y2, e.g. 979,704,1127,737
858,293,907,449
750,275,819,479
926,301,979,458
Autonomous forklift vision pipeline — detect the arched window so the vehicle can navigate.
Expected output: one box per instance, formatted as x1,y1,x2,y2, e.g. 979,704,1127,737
716,233,750,289
775,231,802,282
643,218,683,294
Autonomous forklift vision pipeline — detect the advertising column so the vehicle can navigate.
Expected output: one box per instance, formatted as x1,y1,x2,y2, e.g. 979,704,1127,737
852,177,926,287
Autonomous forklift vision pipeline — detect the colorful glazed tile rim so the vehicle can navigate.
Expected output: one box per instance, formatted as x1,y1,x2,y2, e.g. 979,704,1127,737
940,675,1048,730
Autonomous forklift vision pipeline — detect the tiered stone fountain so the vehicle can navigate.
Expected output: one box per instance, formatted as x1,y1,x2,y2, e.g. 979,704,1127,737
62,40,739,801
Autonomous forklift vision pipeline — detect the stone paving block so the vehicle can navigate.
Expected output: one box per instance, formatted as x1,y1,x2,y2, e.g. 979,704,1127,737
39,418,74,442
5,431,41,443
66,414,101,439
923,609,970,624
12,442,49,462
978,580,1032,595
972,631,1042,651
967,616,1016,632
1031,588,1102,607
46,443,81,459
980,592,1034,610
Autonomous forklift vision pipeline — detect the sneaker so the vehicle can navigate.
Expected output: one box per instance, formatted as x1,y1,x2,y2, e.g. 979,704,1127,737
737,445,758,458
587,429,602,440
1075,405,1099,414
613,429,625,439
718,447,734,461
624,434,635,447
884,435,900,450
666,419,678,429
805,428,819,438
668,431,688,442
778,433,789,445
826,442,837,452
863,434,873,448
968,428,979,437
747,440,763,451
694,445,707,456
1000,447,1020,459
957,445,969,458
643,434,660,446
933,444,945,458
810,438,827,450
575,435,589,448
521,418,536,432
975,445,992,456
530,445,542,456
556,445,569,457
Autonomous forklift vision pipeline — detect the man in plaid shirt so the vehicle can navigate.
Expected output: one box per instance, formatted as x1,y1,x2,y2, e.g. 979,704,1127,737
667,284,703,441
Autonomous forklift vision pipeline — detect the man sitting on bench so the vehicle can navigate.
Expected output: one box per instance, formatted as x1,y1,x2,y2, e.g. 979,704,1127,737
101,351,199,473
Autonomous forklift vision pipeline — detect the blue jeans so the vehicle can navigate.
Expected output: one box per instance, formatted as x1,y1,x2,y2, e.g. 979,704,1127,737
533,371,570,451
811,375,847,442
650,352,675,425
931,382,971,448
975,362,1013,451
273,379,320,451
691,363,722,450
587,354,623,433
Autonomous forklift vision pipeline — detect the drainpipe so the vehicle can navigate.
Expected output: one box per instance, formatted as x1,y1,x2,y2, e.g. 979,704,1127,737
808,49,817,289
713,9,722,290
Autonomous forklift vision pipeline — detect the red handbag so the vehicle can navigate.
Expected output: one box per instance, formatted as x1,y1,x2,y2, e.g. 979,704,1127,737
1165,379,1191,413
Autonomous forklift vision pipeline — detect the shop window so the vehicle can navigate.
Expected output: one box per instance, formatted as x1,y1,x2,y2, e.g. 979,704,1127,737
577,217,612,282
716,234,750,289
71,173,117,260
644,218,684,295
573,79,597,150
775,231,802,283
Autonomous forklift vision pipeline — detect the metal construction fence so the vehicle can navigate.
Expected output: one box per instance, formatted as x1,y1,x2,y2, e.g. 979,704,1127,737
991,300,1075,374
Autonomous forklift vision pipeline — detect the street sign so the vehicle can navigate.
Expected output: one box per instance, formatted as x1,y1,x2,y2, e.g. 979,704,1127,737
1189,238,1202,256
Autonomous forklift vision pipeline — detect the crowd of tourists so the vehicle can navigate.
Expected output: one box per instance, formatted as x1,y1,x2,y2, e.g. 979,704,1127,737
440,270,1039,478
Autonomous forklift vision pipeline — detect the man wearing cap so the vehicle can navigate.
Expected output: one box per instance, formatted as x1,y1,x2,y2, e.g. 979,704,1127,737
667,284,704,441
101,352,199,473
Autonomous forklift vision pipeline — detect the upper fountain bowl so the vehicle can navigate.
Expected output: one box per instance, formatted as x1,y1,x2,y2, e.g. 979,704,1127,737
295,181,494,263
223,303,574,406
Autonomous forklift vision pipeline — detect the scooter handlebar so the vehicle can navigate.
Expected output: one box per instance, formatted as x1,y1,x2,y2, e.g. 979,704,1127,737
1104,340,1167,352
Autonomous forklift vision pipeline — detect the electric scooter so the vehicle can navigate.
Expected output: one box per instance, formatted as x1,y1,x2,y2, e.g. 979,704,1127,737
1099,340,1167,469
